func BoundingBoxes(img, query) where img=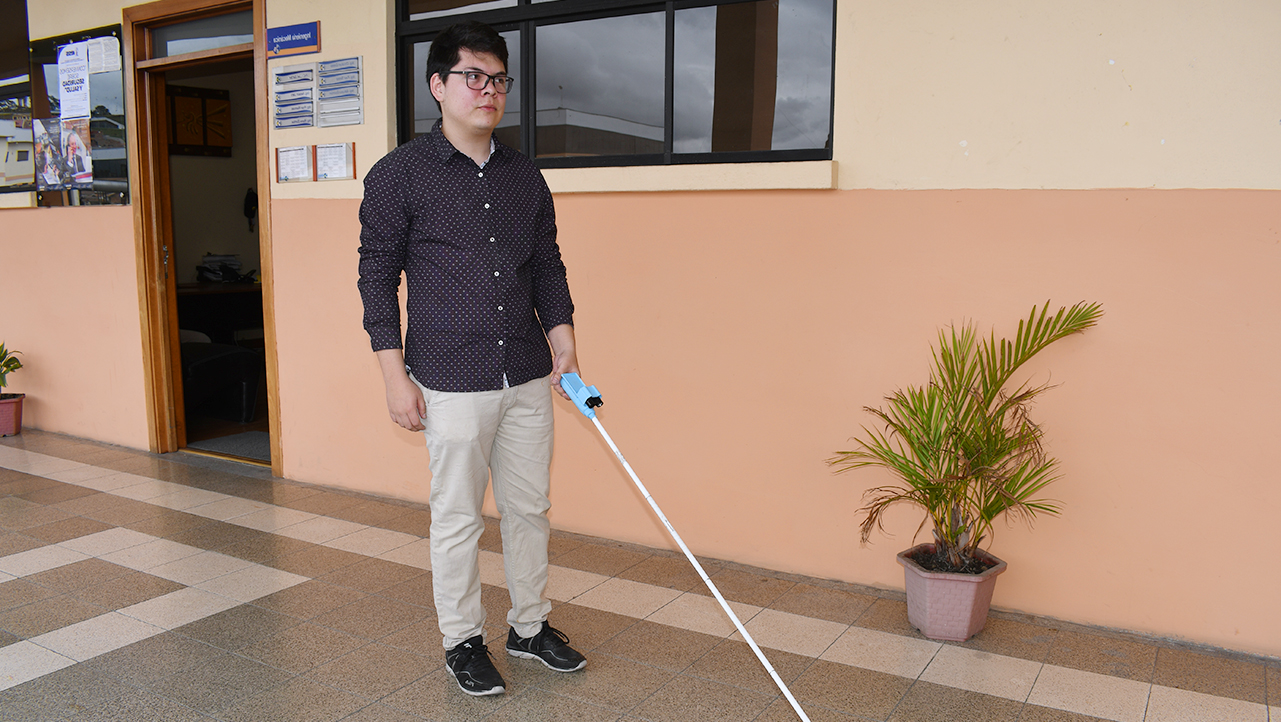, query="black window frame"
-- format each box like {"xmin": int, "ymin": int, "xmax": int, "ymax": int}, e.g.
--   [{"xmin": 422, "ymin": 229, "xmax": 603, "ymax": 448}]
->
[{"xmin": 396, "ymin": 0, "xmax": 837, "ymax": 169}]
